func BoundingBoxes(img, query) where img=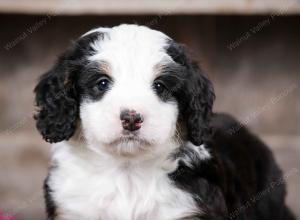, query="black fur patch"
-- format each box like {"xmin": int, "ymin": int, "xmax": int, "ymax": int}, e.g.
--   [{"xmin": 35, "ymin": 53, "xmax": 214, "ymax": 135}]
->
[
  {"xmin": 77, "ymin": 62, "xmax": 114, "ymax": 101},
  {"xmin": 34, "ymin": 32, "xmax": 102, "ymax": 143},
  {"xmin": 165, "ymin": 40, "xmax": 215, "ymax": 146},
  {"xmin": 170, "ymin": 113, "xmax": 295, "ymax": 219},
  {"xmin": 44, "ymin": 175, "xmax": 56, "ymax": 220},
  {"xmin": 152, "ymin": 63, "xmax": 185, "ymax": 102}
]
